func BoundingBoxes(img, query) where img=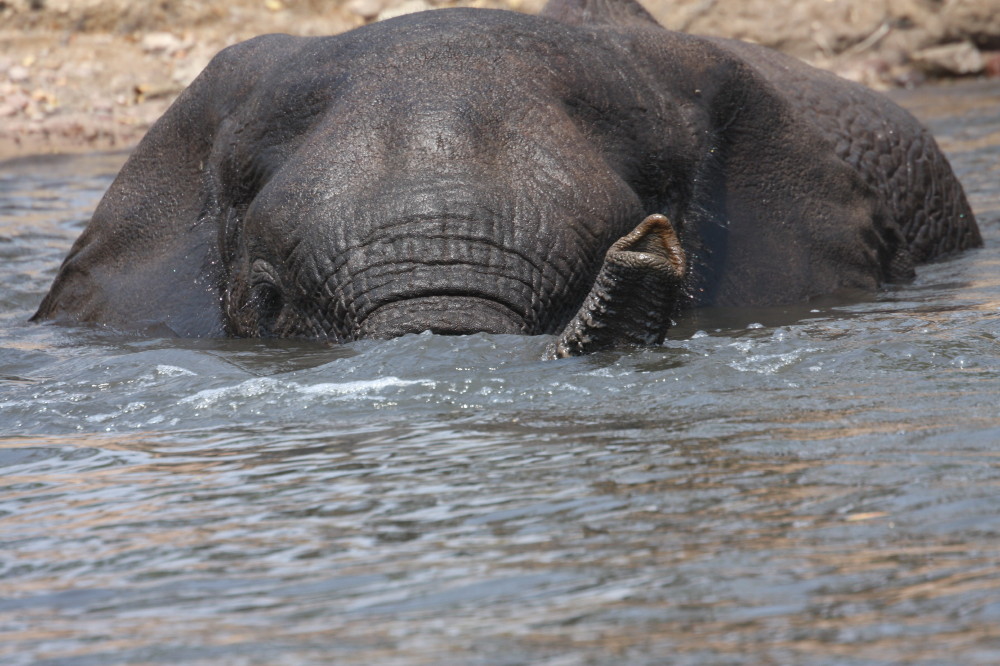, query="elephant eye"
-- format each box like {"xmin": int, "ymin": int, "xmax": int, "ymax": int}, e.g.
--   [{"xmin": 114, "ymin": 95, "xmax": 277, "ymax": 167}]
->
[{"xmin": 250, "ymin": 260, "xmax": 285, "ymax": 335}]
